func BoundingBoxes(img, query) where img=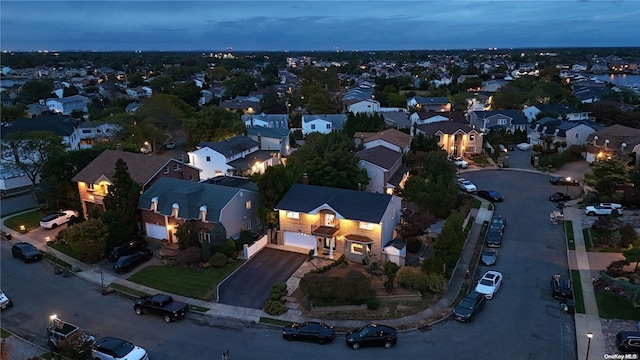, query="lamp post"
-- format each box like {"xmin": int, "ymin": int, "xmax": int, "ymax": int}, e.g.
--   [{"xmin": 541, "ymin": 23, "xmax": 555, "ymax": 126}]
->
[
  {"xmin": 94, "ymin": 265, "xmax": 105, "ymax": 295},
  {"xmin": 586, "ymin": 332, "xmax": 593, "ymax": 360},
  {"xmin": 565, "ymin": 177, "xmax": 571, "ymax": 196}
]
